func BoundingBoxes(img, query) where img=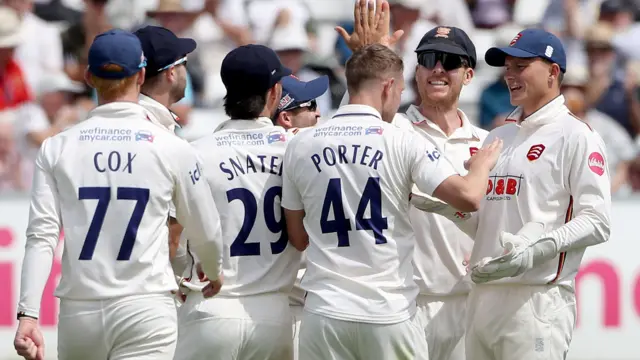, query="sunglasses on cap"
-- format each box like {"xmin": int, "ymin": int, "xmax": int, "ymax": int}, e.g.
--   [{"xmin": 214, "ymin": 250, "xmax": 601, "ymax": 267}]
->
[
  {"xmin": 418, "ymin": 52, "xmax": 469, "ymax": 71},
  {"xmin": 283, "ymin": 99, "xmax": 318, "ymax": 113},
  {"xmin": 158, "ymin": 56, "xmax": 188, "ymax": 72}
]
